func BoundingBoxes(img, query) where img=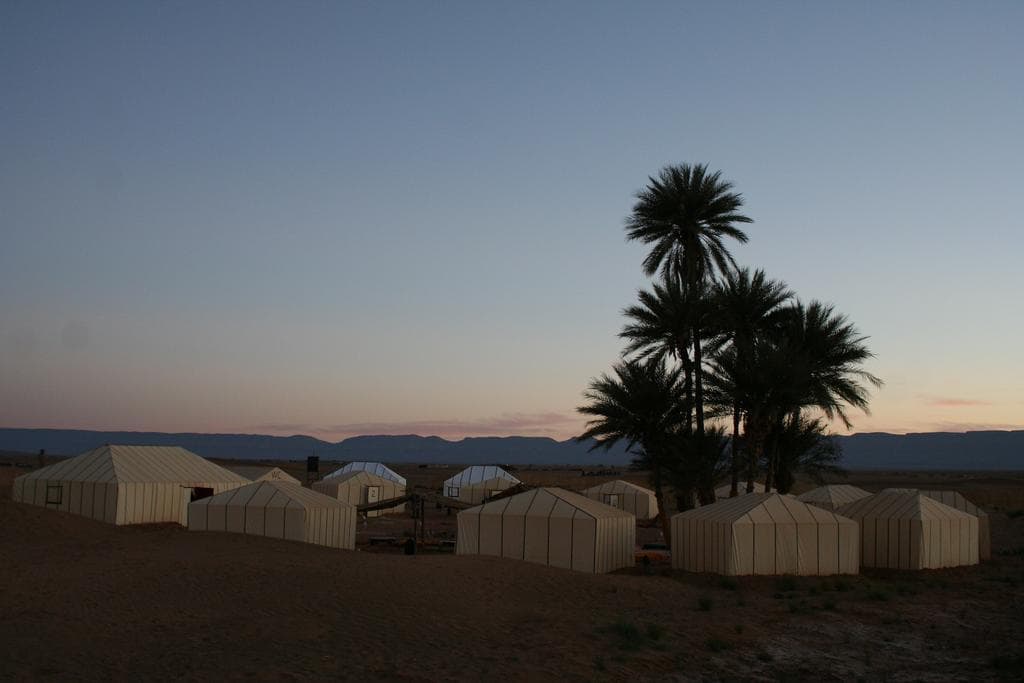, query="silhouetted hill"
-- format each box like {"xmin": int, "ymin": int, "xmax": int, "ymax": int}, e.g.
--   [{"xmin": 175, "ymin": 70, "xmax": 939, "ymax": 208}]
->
[{"xmin": 0, "ymin": 428, "xmax": 1020, "ymax": 469}]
